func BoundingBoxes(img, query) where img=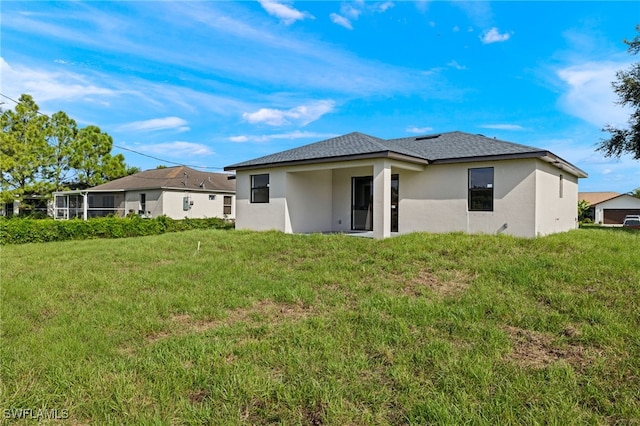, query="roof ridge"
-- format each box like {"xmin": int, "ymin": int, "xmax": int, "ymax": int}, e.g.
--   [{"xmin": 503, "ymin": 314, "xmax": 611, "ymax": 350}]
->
[{"xmin": 357, "ymin": 132, "xmax": 393, "ymax": 151}]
